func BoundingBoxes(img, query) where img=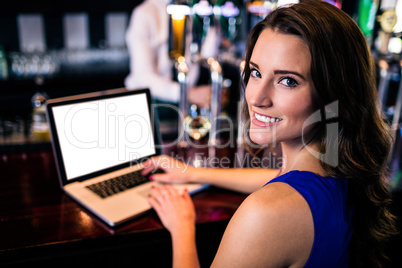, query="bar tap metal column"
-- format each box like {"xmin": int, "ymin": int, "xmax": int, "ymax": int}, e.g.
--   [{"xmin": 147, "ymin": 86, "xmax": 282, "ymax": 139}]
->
[
  {"xmin": 208, "ymin": 58, "xmax": 223, "ymax": 161},
  {"xmin": 184, "ymin": 0, "xmax": 214, "ymax": 145},
  {"xmin": 392, "ymin": 62, "xmax": 402, "ymax": 130},
  {"xmin": 377, "ymin": 59, "xmax": 391, "ymax": 111},
  {"xmin": 167, "ymin": 2, "xmax": 191, "ymax": 149},
  {"xmin": 235, "ymin": 60, "xmax": 245, "ymax": 167},
  {"xmin": 177, "ymin": 56, "xmax": 189, "ymax": 148}
]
